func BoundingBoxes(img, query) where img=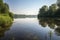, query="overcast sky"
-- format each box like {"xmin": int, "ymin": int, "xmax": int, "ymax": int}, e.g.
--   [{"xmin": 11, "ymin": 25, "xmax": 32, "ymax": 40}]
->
[{"xmin": 4, "ymin": 0, "xmax": 56, "ymax": 15}]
